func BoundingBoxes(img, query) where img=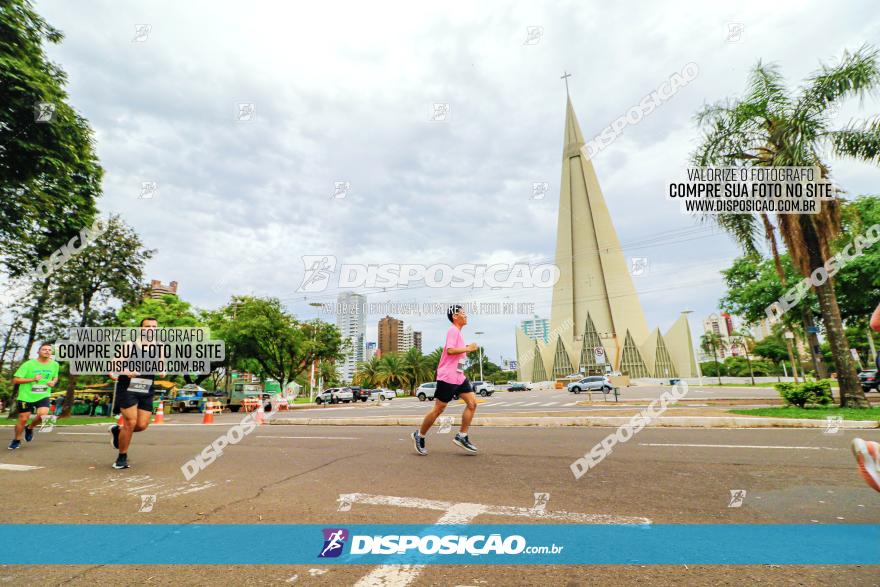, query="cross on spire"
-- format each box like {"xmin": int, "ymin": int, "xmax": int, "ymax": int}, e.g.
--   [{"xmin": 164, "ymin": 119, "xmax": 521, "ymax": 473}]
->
[{"xmin": 561, "ymin": 71, "xmax": 572, "ymax": 95}]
